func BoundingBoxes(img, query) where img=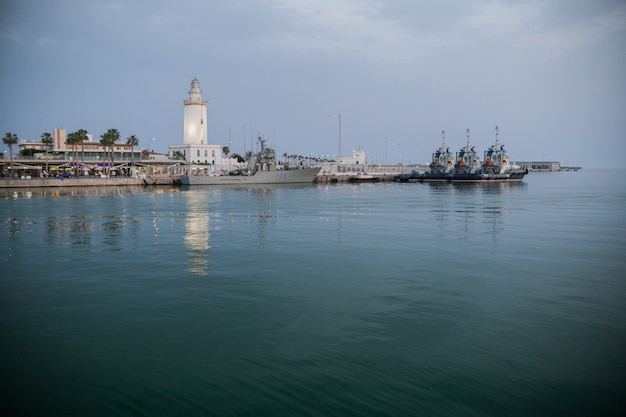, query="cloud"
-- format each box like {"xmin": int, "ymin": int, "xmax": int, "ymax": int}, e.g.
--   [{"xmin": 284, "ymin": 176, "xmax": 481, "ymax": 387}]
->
[
  {"xmin": 521, "ymin": 2, "xmax": 626, "ymax": 51},
  {"xmin": 259, "ymin": 0, "xmax": 422, "ymax": 64},
  {"xmin": 461, "ymin": 0, "xmax": 626, "ymax": 52},
  {"xmin": 463, "ymin": 1, "xmax": 544, "ymax": 37},
  {"xmin": 0, "ymin": 27, "xmax": 20, "ymax": 43}
]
